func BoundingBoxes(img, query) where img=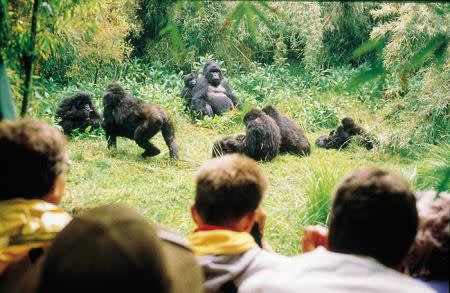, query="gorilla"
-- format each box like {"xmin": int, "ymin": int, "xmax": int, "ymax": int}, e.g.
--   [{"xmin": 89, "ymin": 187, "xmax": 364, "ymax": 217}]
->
[
  {"xmin": 102, "ymin": 83, "xmax": 179, "ymax": 159},
  {"xmin": 262, "ymin": 105, "xmax": 311, "ymax": 156},
  {"xmin": 315, "ymin": 117, "xmax": 375, "ymax": 150},
  {"xmin": 180, "ymin": 73, "xmax": 197, "ymax": 110},
  {"xmin": 212, "ymin": 108, "xmax": 281, "ymax": 161},
  {"xmin": 190, "ymin": 60, "xmax": 239, "ymax": 118},
  {"xmin": 56, "ymin": 92, "xmax": 101, "ymax": 136}
]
